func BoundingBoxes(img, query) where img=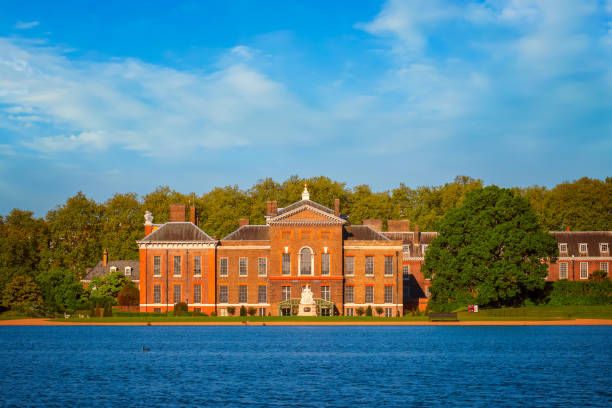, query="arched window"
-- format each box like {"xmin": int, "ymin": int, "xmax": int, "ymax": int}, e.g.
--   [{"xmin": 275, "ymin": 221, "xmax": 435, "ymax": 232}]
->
[{"xmin": 299, "ymin": 247, "xmax": 313, "ymax": 275}]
